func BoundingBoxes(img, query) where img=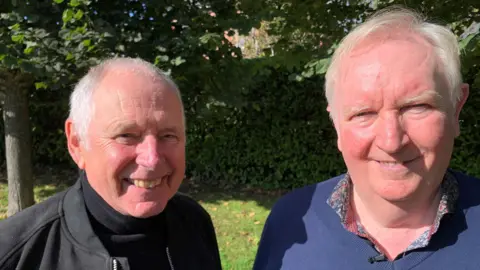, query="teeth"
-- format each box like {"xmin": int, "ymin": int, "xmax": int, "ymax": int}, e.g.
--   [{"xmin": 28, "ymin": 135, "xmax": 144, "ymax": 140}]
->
[
  {"xmin": 131, "ymin": 178, "xmax": 164, "ymax": 189},
  {"xmin": 379, "ymin": 161, "xmax": 401, "ymax": 167}
]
